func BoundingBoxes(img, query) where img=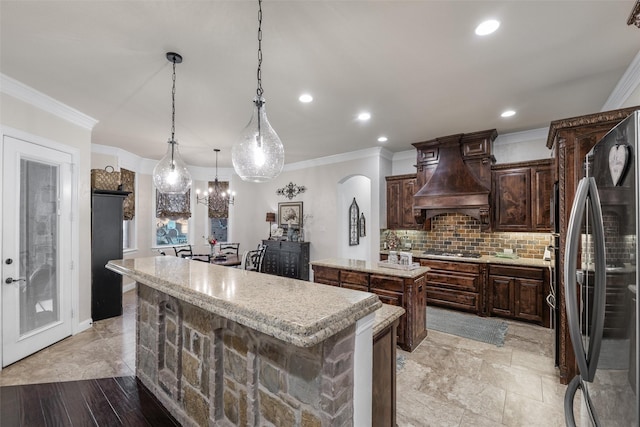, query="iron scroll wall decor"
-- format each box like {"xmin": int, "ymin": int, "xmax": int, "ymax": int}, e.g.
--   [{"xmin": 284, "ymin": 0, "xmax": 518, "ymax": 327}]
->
[
  {"xmin": 276, "ymin": 182, "xmax": 306, "ymax": 199},
  {"xmin": 349, "ymin": 198, "xmax": 359, "ymax": 246}
]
